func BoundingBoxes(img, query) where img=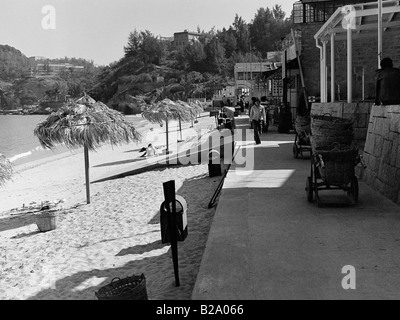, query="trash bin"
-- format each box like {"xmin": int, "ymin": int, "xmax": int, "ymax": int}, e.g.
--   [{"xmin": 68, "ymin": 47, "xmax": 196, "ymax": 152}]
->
[
  {"xmin": 208, "ymin": 150, "xmax": 222, "ymax": 177},
  {"xmin": 160, "ymin": 195, "xmax": 188, "ymax": 243}
]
